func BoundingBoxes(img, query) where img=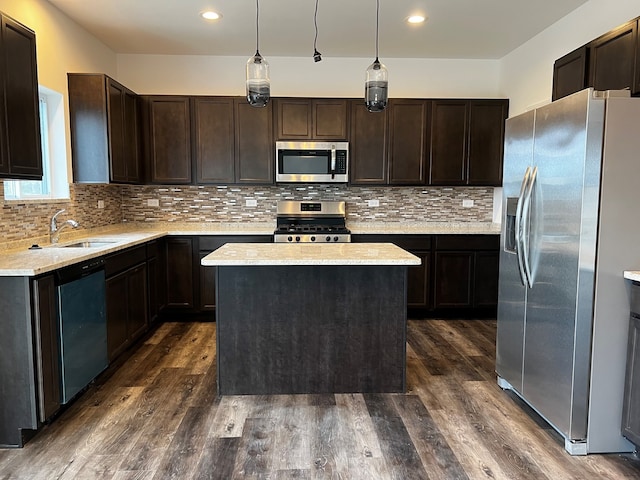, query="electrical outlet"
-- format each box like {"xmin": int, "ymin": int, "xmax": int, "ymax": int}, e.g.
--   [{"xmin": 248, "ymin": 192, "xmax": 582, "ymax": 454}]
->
[
  {"xmin": 147, "ymin": 199, "xmax": 160, "ymax": 207},
  {"xmin": 97, "ymin": 200, "xmax": 105, "ymax": 209},
  {"xmin": 462, "ymin": 199, "xmax": 474, "ymax": 208},
  {"xmin": 246, "ymin": 199, "xmax": 258, "ymax": 207},
  {"xmin": 368, "ymin": 199, "xmax": 380, "ymax": 207}
]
